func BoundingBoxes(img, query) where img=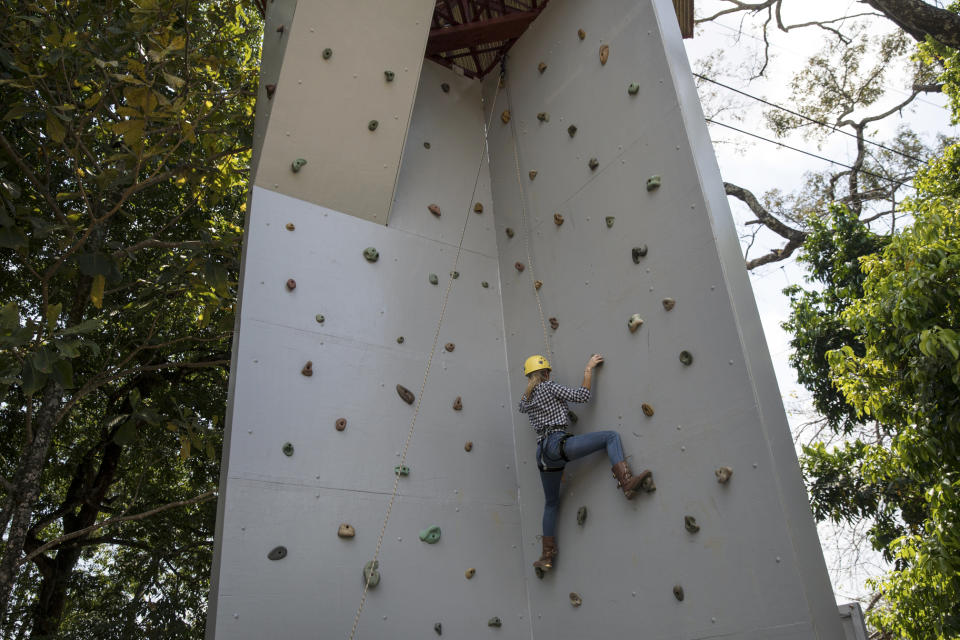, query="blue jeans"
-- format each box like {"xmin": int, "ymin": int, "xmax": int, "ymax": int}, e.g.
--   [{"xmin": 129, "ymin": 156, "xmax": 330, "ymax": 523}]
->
[{"xmin": 537, "ymin": 430, "xmax": 626, "ymax": 538}]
